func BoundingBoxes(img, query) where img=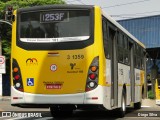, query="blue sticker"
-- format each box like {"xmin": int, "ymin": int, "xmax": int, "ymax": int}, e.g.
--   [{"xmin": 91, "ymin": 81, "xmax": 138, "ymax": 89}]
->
[{"xmin": 27, "ymin": 78, "xmax": 34, "ymax": 86}]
